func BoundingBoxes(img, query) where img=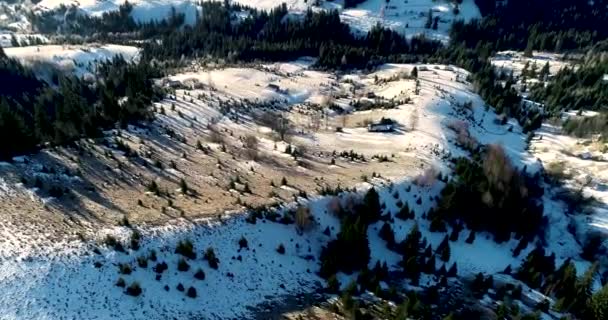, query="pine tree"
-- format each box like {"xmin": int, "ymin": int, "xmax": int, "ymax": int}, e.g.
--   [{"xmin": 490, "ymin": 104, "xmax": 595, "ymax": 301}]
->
[
  {"xmin": 425, "ymin": 10, "xmax": 433, "ymax": 29},
  {"xmin": 440, "ymin": 242, "xmax": 451, "ymax": 262},
  {"xmin": 362, "ymin": 187, "xmax": 381, "ymax": 223},
  {"xmin": 410, "ymin": 67, "xmax": 418, "ymax": 78}
]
